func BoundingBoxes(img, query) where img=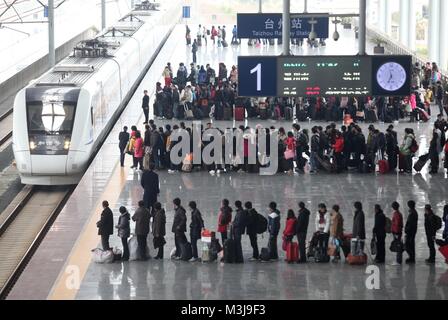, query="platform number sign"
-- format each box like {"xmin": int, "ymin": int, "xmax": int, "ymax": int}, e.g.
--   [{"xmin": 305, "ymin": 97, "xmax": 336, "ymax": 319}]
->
[{"xmin": 238, "ymin": 56, "xmax": 277, "ymax": 97}]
